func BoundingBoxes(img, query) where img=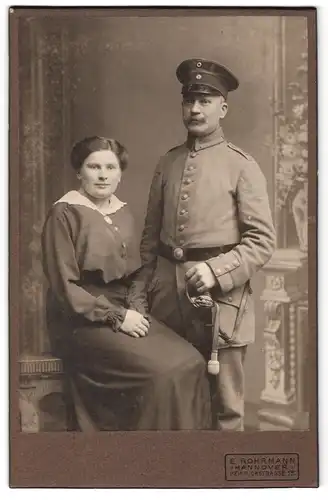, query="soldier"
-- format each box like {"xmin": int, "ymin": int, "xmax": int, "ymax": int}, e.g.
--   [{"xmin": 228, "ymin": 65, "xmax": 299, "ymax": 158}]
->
[{"xmin": 140, "ymin": 58, "xmax": 276, "ymax": 431}]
